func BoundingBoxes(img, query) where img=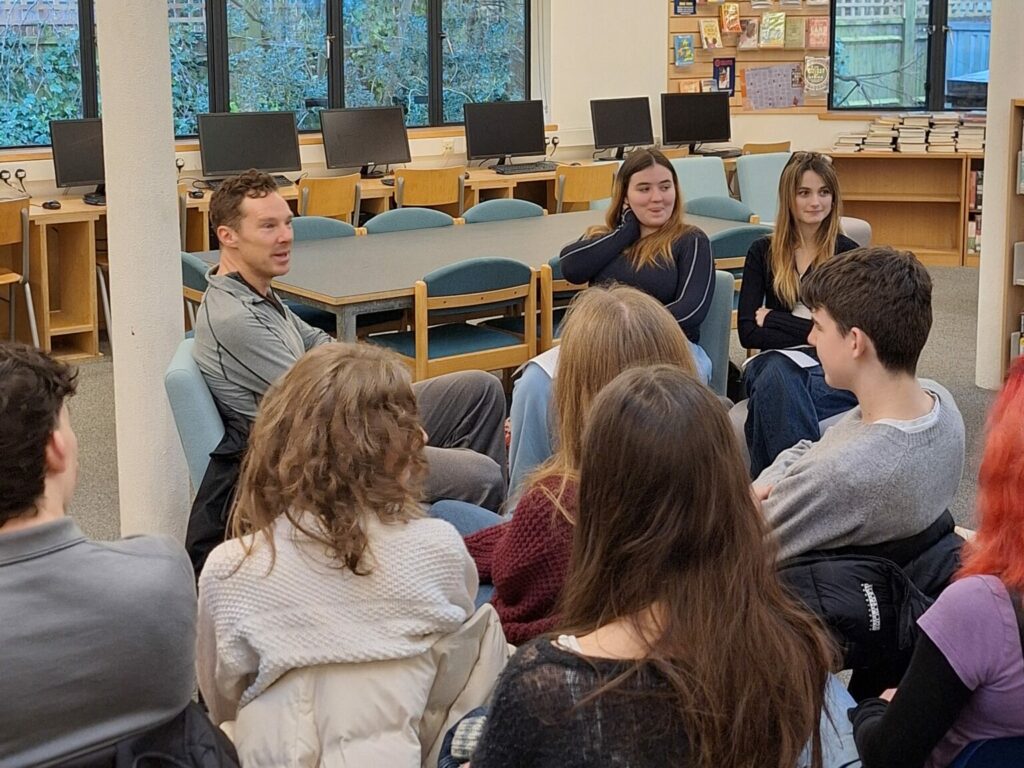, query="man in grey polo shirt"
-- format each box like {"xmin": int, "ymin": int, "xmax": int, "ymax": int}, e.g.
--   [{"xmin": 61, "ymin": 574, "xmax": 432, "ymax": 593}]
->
[
  {"xmin": 0, "ymin": 343, "xmax": 197, "ymax": 767},
  {"xmin": 187, "ymin": 171, "xmax": 506, "ymax": 576}
]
